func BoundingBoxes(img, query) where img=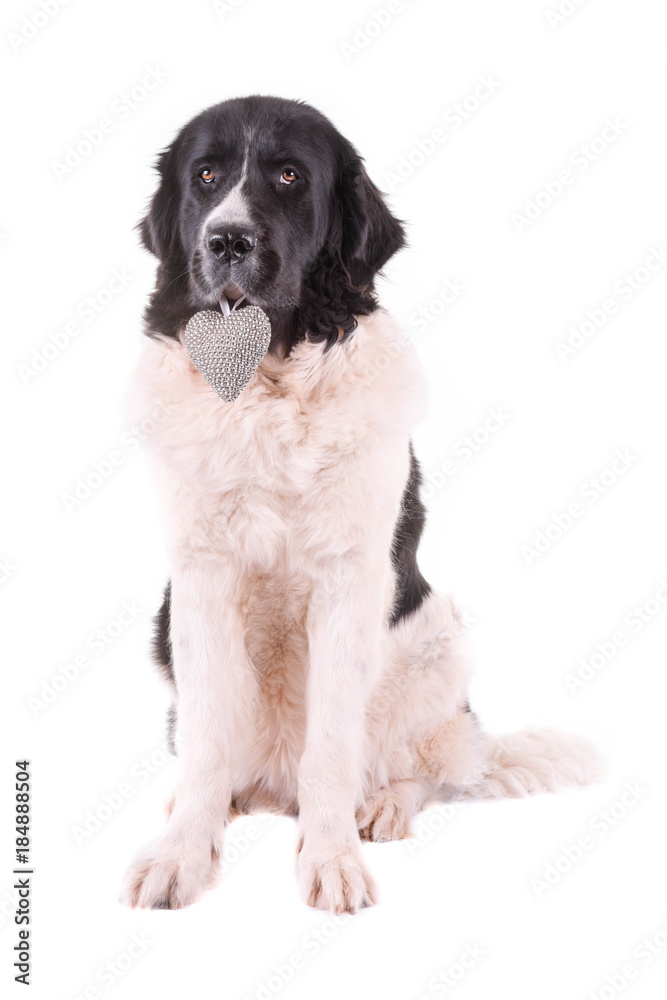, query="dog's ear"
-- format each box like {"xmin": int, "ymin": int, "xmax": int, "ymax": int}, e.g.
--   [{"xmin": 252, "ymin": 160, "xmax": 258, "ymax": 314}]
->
[
  {"xmin": 138, "ymin": 144, "xmax": 181, "ymax": 260},
  {"xmin": 300, "ymin": 157, "xmax": 405, "ymax": 349},
  {"xmin": 336, "ymin": 157, "xmax": 406, "ymax": 289}
]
